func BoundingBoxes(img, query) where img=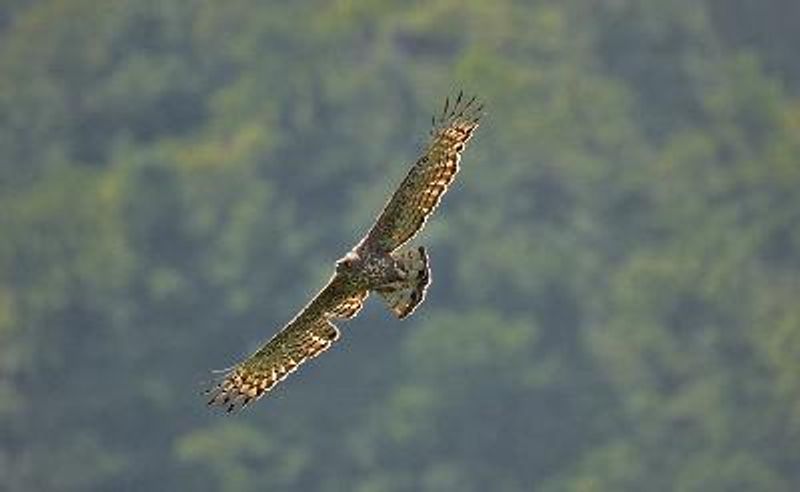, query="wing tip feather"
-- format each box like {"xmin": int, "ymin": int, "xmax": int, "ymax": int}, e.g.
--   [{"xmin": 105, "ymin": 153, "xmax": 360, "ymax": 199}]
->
[{"xmin": 431, "ymin": 91, "xmax": 484, "ymax": 135}]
